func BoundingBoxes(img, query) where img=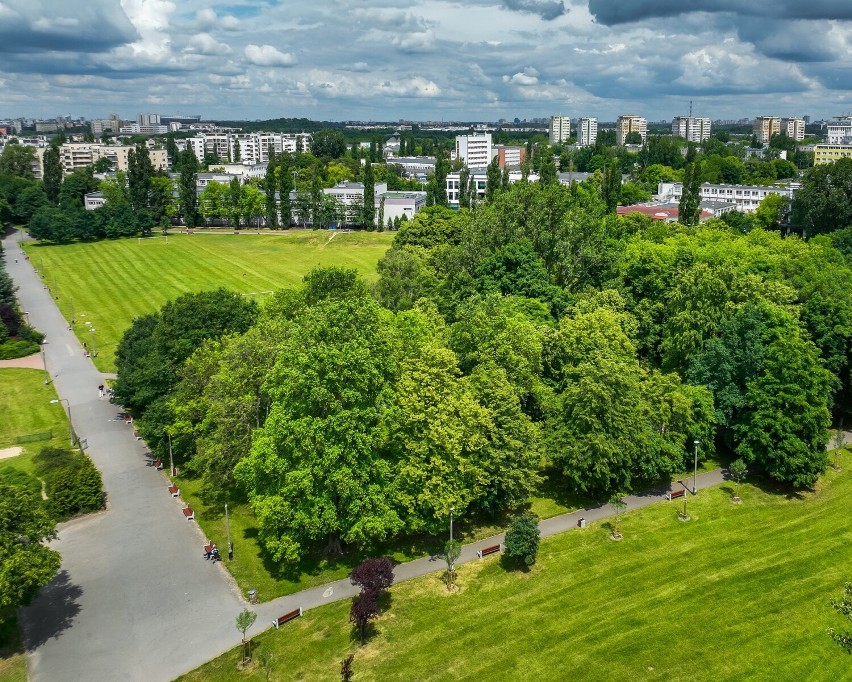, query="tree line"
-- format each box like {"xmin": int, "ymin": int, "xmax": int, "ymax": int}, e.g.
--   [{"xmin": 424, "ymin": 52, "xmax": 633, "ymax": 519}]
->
[{"xmin": 114, "ymin": 169, "xmax": 852, "ymax": 568}]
